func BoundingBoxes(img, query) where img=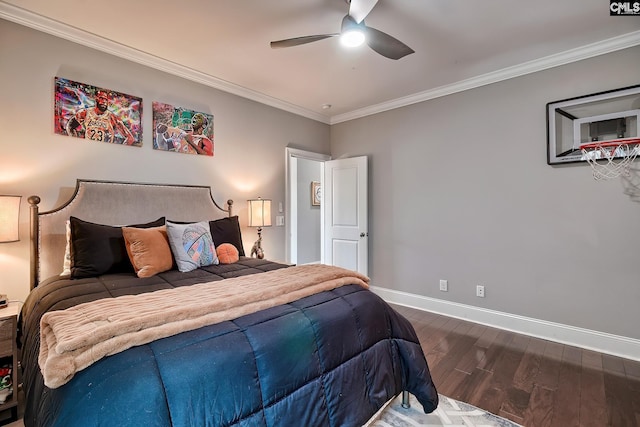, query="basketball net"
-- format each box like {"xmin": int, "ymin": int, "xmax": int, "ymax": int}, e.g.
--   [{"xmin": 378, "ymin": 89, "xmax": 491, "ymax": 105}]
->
[{"xmin": 579, "ymin": 138, "xmax": 640, "ymax": 181}]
